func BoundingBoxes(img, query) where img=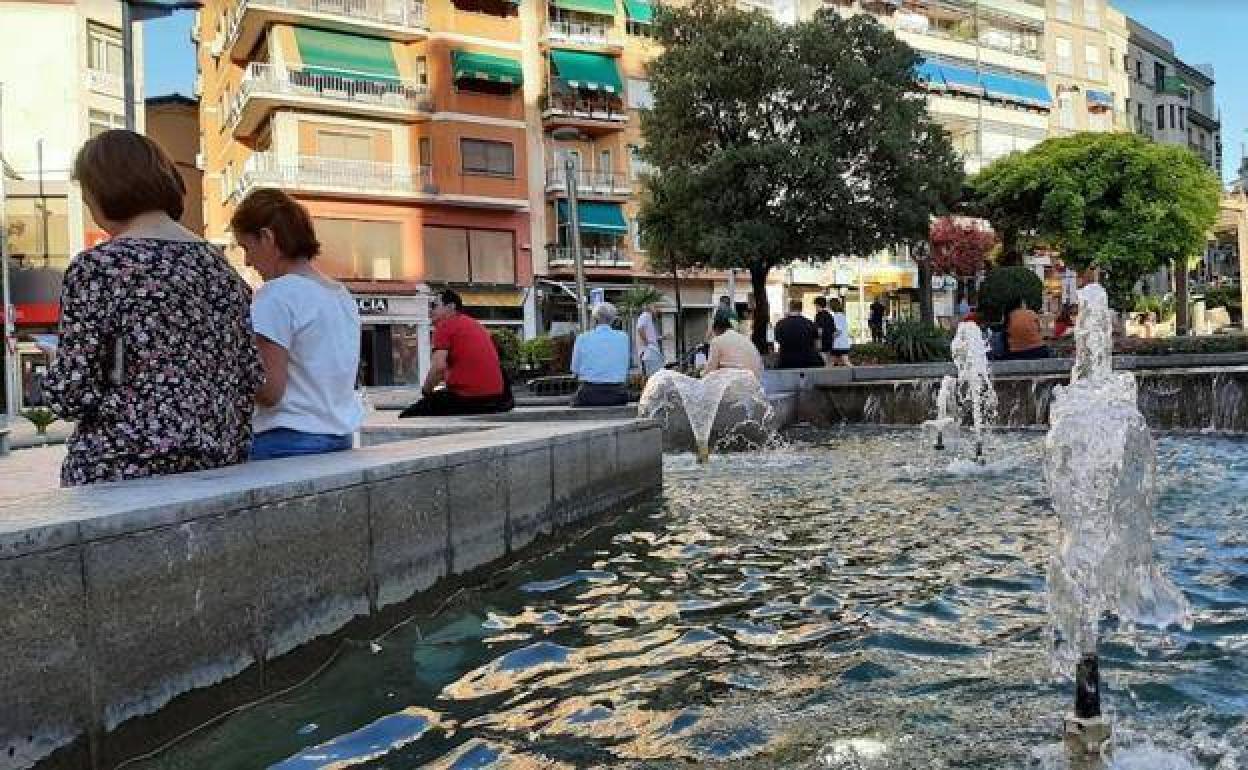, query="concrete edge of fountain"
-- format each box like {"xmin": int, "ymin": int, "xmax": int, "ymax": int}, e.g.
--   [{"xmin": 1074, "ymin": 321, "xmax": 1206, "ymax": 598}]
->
[{"xmin": 0, "ymin": 417, "xmax": 663, "ymax": 770}]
